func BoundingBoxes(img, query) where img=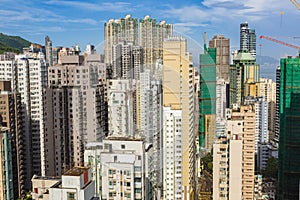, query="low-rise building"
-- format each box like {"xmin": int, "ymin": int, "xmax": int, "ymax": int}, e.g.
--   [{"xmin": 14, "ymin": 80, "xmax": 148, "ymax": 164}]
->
[
  {"xmin": 49, "ymin": 167, "xmax": 95, "ymax": 200},
  {"xmin": 84, "ymin": 137, "xmax": 146, "ymax": 200}
]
